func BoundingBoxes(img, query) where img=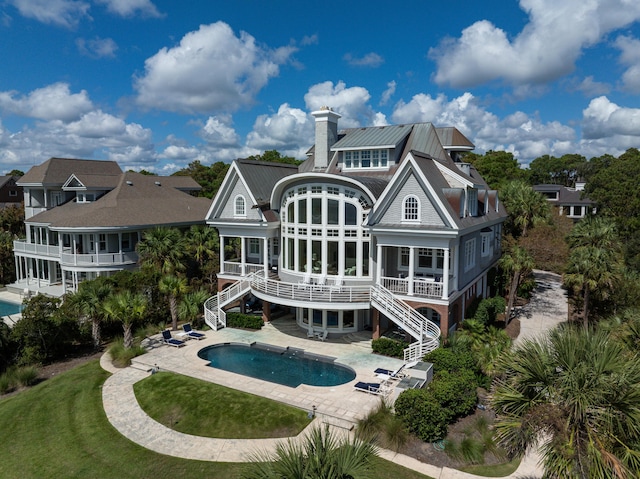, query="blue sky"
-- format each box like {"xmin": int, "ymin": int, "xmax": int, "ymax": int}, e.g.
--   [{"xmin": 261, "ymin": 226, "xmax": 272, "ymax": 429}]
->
[{"xmin": 1, "ymin": 0, "xmax": 640, "ymax": 175}]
